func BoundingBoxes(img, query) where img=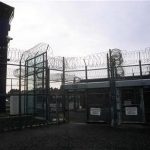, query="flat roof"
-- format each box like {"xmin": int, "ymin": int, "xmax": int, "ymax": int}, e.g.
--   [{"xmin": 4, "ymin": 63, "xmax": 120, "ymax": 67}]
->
[{"xmin": 64, "ymin": 78, "xmax": 150, "ymax": 90}]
